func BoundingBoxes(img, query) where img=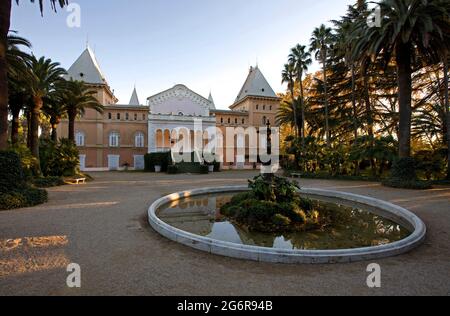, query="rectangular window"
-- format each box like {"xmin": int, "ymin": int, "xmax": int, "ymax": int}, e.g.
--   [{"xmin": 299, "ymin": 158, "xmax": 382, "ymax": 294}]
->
[
  {"xmin": 117, "ymin": 113, "xmax": 121, "ymax": 120},
  {"xmin": 109, "ymin": 133, "xmax": 120, "ymax": 147},
  {"xmin": 135, "ymin": 133, "xmax": 145, "ymax": 148}
]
